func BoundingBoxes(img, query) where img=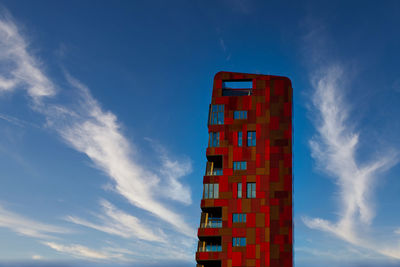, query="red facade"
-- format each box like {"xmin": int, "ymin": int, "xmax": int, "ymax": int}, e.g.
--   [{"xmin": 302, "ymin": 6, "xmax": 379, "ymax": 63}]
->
[{"xmin": 196, "ymin": 72, "xmax": 292, "ymax": 267}]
